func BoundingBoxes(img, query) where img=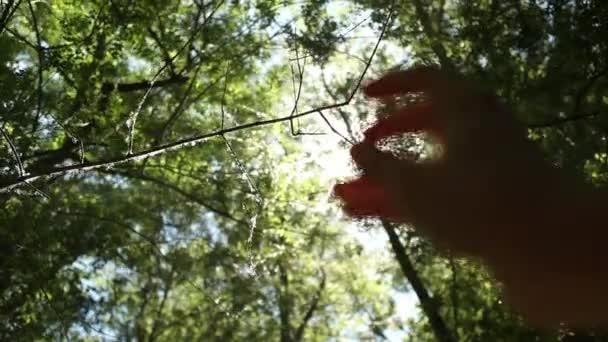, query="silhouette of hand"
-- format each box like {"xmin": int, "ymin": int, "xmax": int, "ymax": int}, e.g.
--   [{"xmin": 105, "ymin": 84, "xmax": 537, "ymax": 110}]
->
[
  {"xmin": 335, "ymin": 66, "xmax": 565, "ymax": 258},
  {"xmin": 335, "ymin": 66, "xmax": 608, "ymax": 327}
]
